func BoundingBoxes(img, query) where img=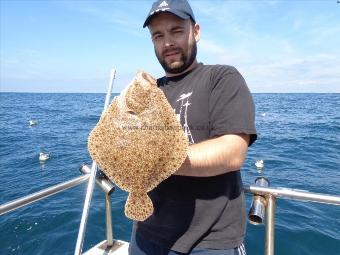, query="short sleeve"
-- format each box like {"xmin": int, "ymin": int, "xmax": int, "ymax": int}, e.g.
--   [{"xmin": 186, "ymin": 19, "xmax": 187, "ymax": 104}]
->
[{"xmin": 209, "ymin": 66, "xmax": 257, "ymax": 146}]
